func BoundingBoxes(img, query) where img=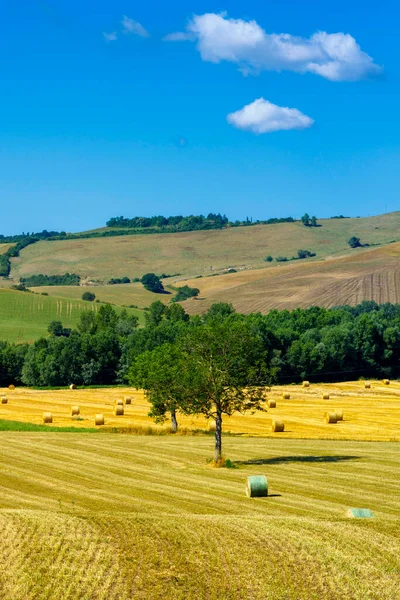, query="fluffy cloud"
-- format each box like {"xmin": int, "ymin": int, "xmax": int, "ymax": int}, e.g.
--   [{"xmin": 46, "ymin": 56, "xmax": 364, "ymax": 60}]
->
[
  {"xmin": 227, "ymin": 98, "xmax": 314, "ymax": 134},
  {"xmin": 168, "ymin": 13, "xmax": 381, "ymax": 82},
  {"xmin": 103, "ymin": 31, "xmax": 118, "ymax": 43},
  {"xmin": 121, "ymin": 15, "xmax": 149, "ymax": 38}
]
